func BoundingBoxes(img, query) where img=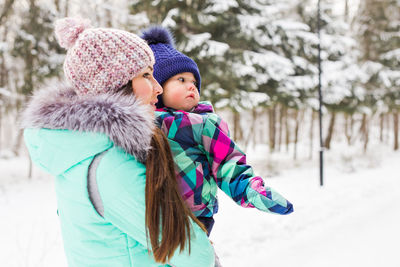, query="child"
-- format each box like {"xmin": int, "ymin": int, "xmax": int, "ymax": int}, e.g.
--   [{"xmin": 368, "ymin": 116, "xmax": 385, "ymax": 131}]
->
[{"xmin": 141, "ymin": 27, "xmax": 293, "ymax": 236}]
